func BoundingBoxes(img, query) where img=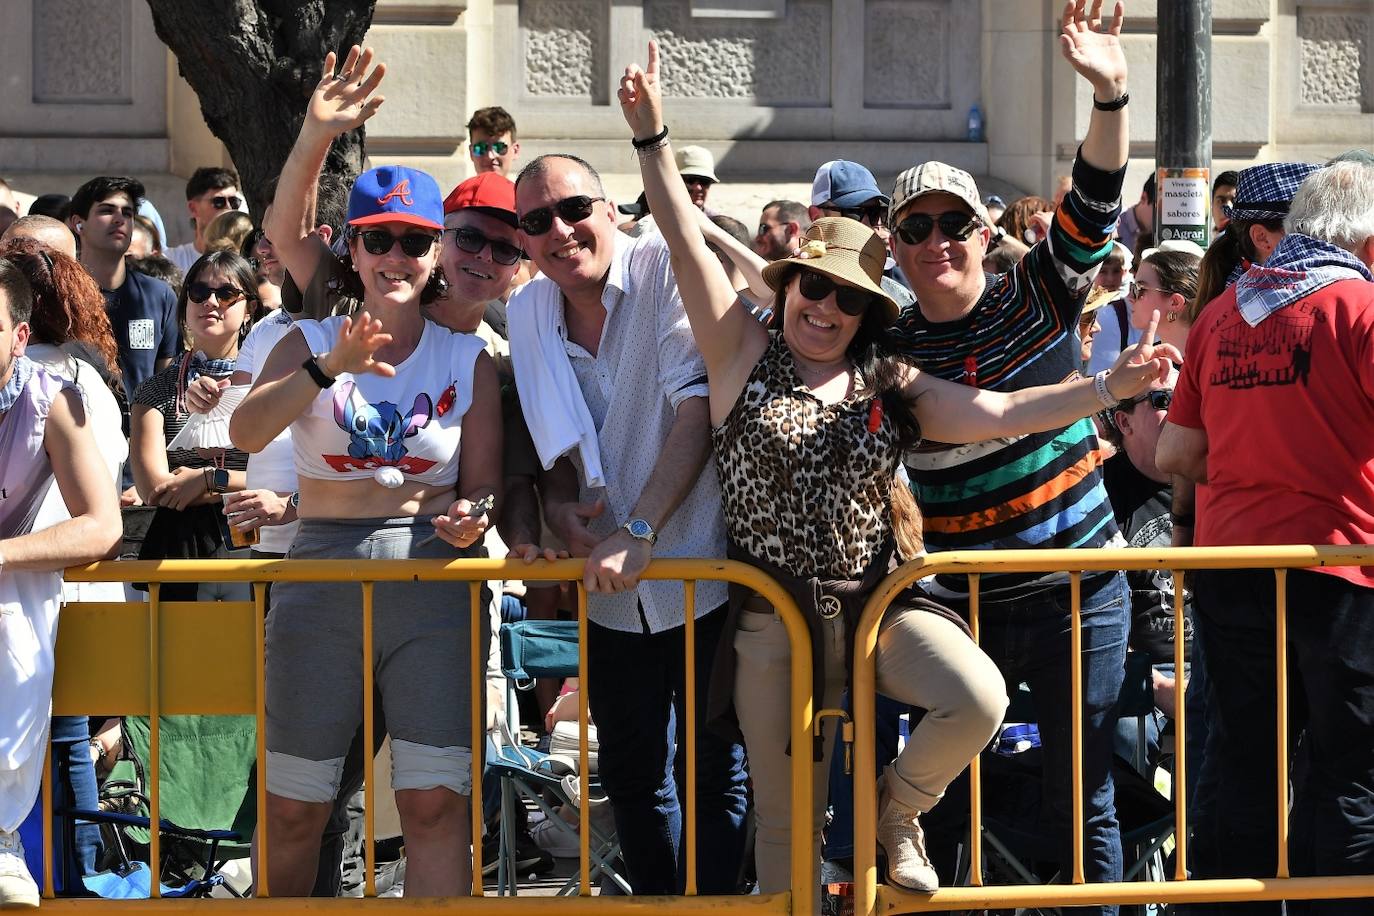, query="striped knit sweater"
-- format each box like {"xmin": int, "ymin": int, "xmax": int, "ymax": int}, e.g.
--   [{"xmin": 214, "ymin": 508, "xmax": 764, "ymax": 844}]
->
[{"xmin": 889, "ymin": 150, "xmax": 1127, "ymax": 607}]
